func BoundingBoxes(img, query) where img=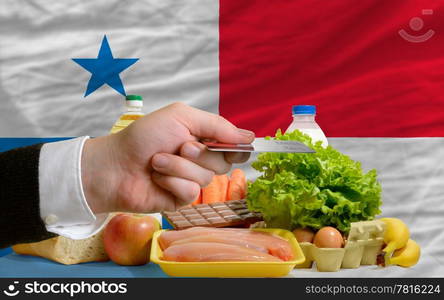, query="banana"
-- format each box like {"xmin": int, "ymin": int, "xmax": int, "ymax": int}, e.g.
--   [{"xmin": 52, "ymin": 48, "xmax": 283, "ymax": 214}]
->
[
  {"xmin": 389, "ymin": 239, "xmax": 420, "ymax": 267},
  {"xmin": 380, "ymin": 218, "xmax": 410, "ymax": 265}
]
